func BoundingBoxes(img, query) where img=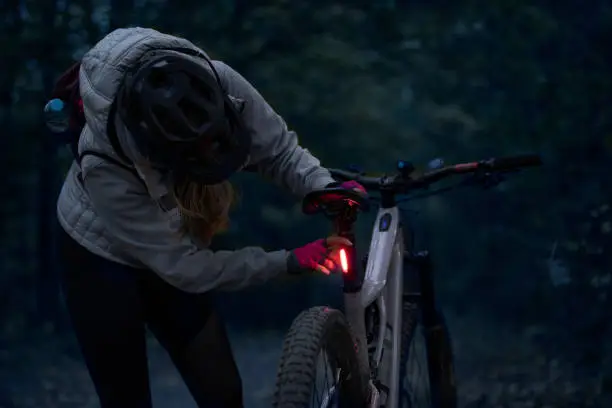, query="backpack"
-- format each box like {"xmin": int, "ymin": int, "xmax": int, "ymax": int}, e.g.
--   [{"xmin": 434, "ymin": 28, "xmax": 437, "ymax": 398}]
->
[
  {"xmin": 44, "ymin": 62, "xmax": 135, "ymax": 174},
  {"xmin": 46, "ymin": 53, "xmax": 255, "ymax": 183}
]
